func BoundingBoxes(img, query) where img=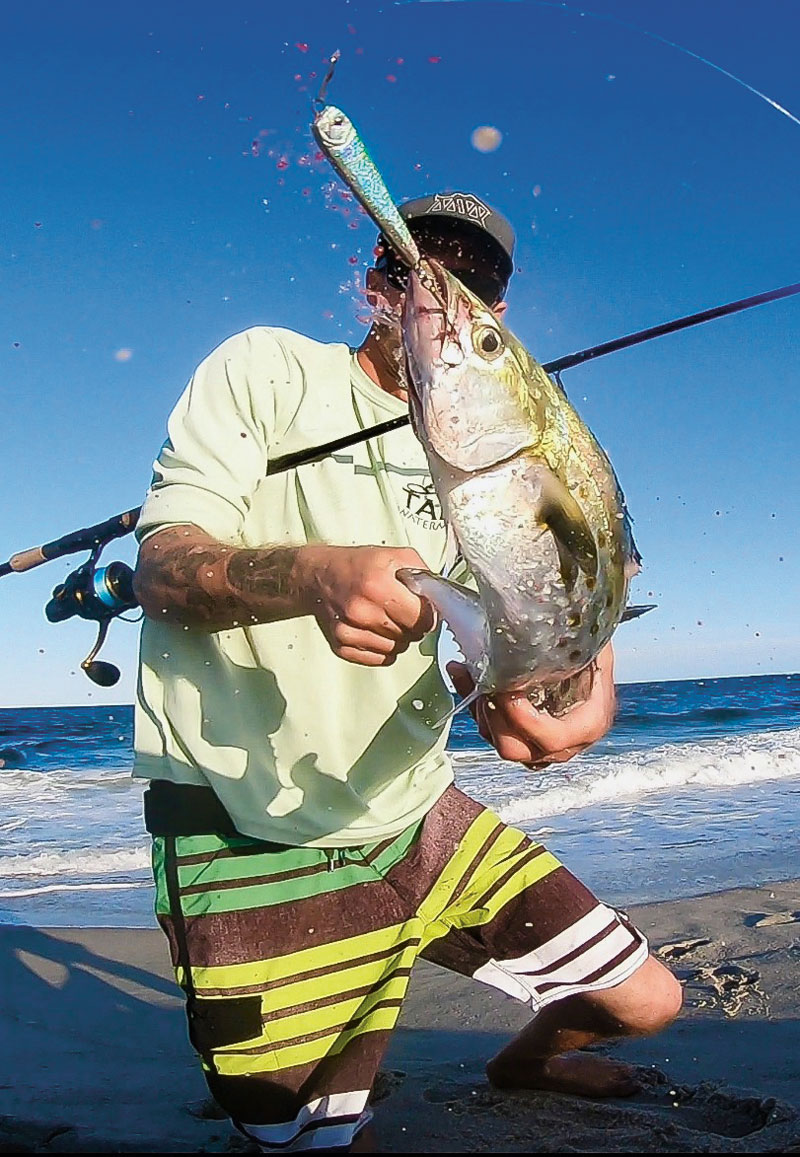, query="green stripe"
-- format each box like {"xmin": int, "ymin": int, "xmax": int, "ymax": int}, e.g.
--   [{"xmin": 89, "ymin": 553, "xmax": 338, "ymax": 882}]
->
[
  {"xmin": 178, "ymin": 859, "xmax": 378, "ymax": 917},
  {"xmin": 176, "ymin": 843, "xmax": 326, "ymax": 891},
  {"xmin": 152, "ymin": 838, "xmax": 170, "ymax": 916},
  {"xmin": 152, "ymin": 819, "xmax": 425, "ymax": 918},
  {"xmin": 367, "ymin": 819, "xmax": 421, "ymax": 876}
]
